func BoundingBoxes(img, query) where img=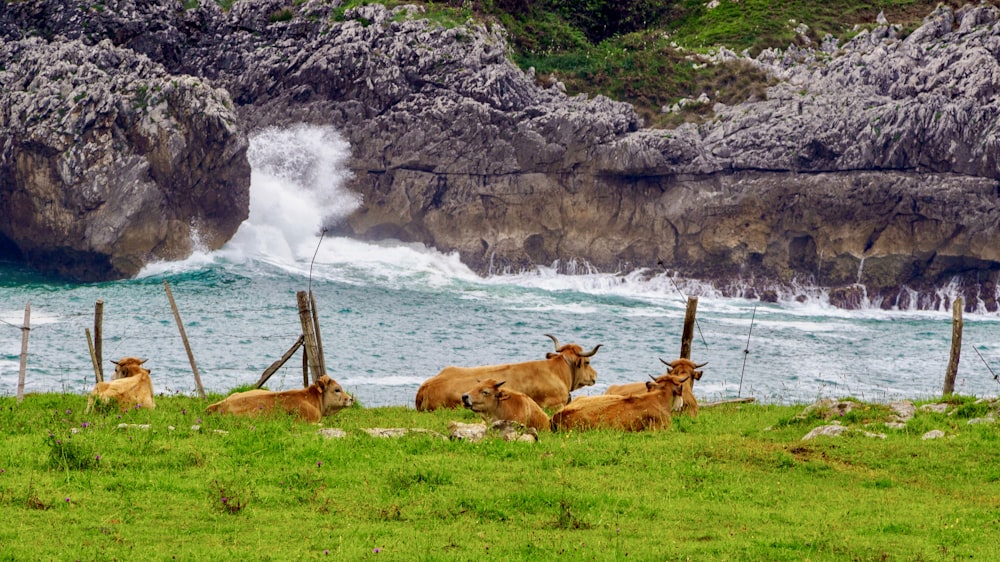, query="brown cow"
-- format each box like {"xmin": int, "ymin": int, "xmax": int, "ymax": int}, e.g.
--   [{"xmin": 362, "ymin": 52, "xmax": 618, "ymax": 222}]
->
[
  {"xmin": 86, "ymin": 357, "xmax": 156, "ymax": 413},
  {"xmin": 605, "ymin": 358, "xmax": 705, "ymax": 417},
  {"xmin": 415, "ymin": 334, "xmax": 602, "ymax": 411},
  {"xmin": 205, "ymin": 375, "xmax": 353, "ymax": 422},
  {"xmin": 550, "ymin": 374, "xmax": 689, "ymax": 432},
  {"xmin": 461, "ymin": 379, "xmax": 550, "ymax": 431}
]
